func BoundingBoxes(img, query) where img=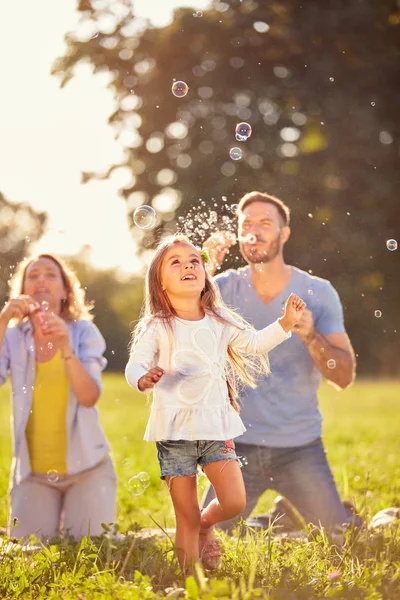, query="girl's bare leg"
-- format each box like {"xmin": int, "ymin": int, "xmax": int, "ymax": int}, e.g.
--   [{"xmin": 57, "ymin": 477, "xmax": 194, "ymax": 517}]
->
[
  {"xmin": 166, "ymin": 474, "xmax": 201, "ymax": 573},
  {"xmin": 200, "ymin": 459, "xmax": 246, "ymax": 546}
]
